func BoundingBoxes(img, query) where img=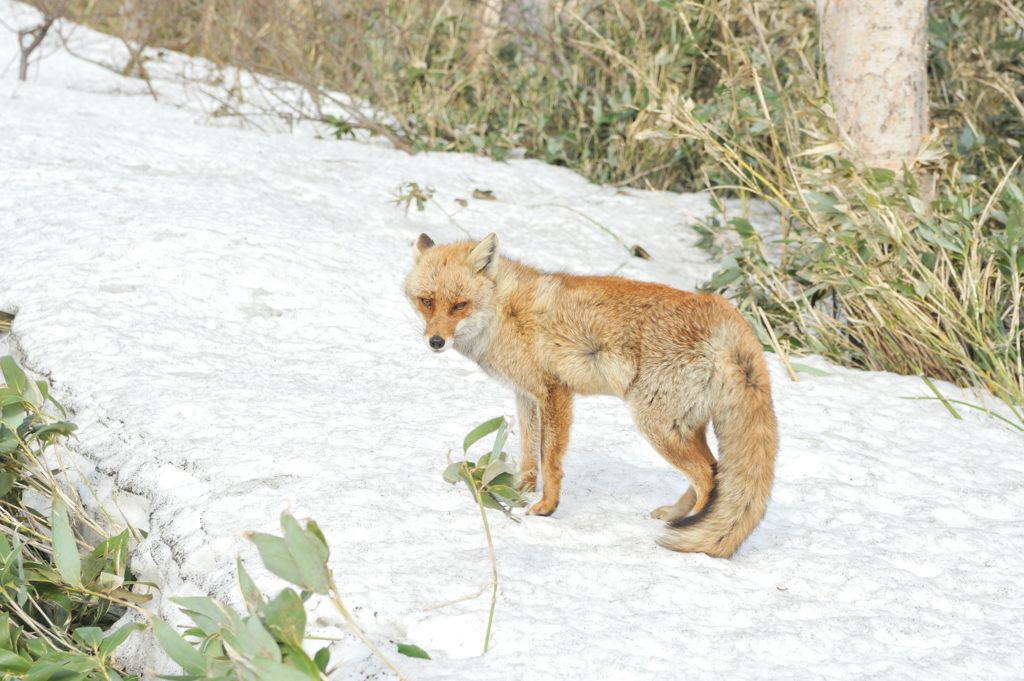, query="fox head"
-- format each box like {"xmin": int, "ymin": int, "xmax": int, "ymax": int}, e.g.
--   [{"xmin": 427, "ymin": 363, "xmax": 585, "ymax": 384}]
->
[{"xmin": 404, "ymin": 233, "xmax": 500, "ymax": 354}]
